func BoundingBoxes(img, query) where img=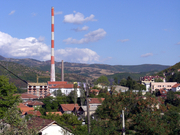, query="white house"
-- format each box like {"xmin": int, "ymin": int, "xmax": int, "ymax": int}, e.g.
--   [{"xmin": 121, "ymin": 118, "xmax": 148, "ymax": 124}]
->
[
  {"xmin": 27, "ymin": 117, "xmax": 73, "ymax": 135},
  {"xmin": 172, "ymin": 84, "xmax": 180, "ymax": 92}
]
